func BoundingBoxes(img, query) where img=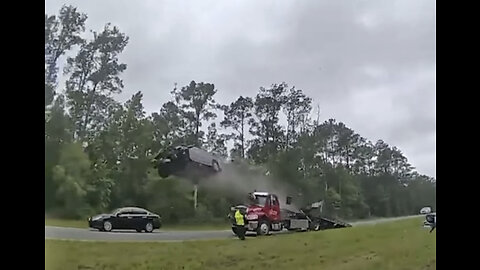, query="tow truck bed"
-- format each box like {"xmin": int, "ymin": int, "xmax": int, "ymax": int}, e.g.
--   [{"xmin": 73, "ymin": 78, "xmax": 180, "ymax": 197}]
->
[{"xmin": 315, "ymin": 217, "xmax": 352, "ymax": 229}]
